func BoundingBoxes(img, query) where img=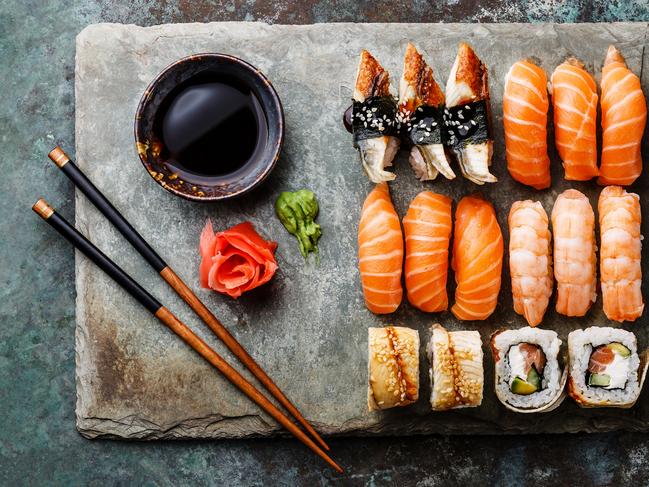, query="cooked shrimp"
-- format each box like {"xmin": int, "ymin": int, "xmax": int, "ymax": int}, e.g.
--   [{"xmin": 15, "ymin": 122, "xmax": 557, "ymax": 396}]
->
[
  {"xmin": 551, "ymin": 189, "xmax": 597, "ymax": 316},
  {"xmin": 598, "ymin": 185, "xmax": 643, "ymax": 322},
  {"xmin": 508, "ymin": 201, "xmax": 553, "ymax": 326}
]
